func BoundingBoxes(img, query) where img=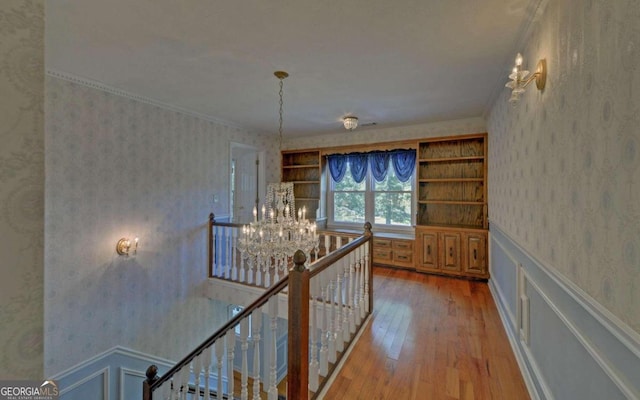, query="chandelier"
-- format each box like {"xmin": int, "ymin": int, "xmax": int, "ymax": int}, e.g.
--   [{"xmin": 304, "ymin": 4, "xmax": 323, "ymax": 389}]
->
[
  {"xmin": 343, "ymin": 116, "xmax": 358, "ymax": 131},
  {"xmin": 237, "ymin": 71, "xmax": 319, "ymax": 271}
]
